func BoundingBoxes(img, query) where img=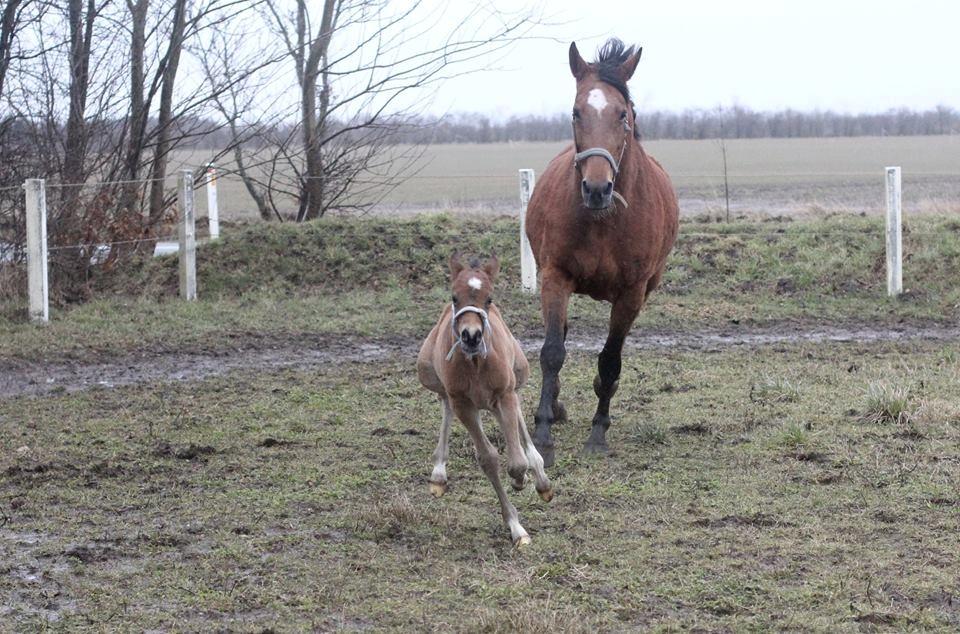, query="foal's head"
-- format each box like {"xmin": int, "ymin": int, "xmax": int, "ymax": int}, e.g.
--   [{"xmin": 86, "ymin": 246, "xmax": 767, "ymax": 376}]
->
[
  {"xmin": 569, "ymin": 38, "xmax": 642, "ymax": 210},
  {"xmin": 449, "ymin": 252, "xmax": 499, "ymax": 357}
]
